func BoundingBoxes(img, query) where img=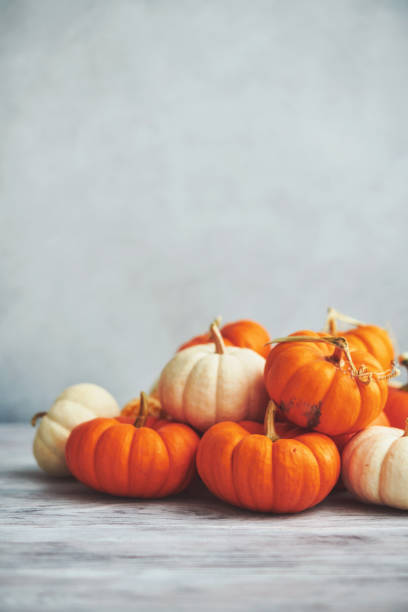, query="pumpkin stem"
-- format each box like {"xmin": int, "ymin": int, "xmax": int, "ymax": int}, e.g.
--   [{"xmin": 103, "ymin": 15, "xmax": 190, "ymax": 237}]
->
[
  {"xmin": 365, "ymin": 362, "xmax": 400, "ymax": 382},
  {"xmin": 326, "ymin": 307, "xmax": 338, "ymax": 335},
  {"xmin": 211, "ymin": 315, "xmax": 222, "ymax": 330},
  {"xmin": 330, "ymin": 346, "xmax": 344, "ymax": 365},
  {"xmin": 325, "ymin": 307, "xmax": 366, "ymax": 334},
  {"xmin": 404, "ymin": 418, "xmax": 408, "ymax": 437},
  {"xmin": 264, "ymin": 400, "xmax": 280, "ymax": 442},
  {"xmin": 31, "ymin": 412, "xmax": 47, "ymax": 427},
  {"xmin": 134, "ymin": 392, "xmax": 149, "ymax": 428},
  {"xmin": 268, "ymin": 335, "xmax": 358, "ymax": 375},
  {"xmin": 210, "ymin": 322, "xmax": 226, "ymax": 355}
]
